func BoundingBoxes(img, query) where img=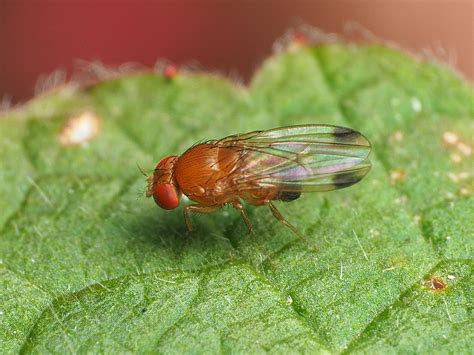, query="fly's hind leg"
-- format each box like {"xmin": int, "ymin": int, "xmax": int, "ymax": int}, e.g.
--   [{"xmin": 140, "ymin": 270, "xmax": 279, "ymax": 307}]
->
[
  {"xmin": 268, "ymin": 201, "xmax": 319, "ymax": 252},
  {"xmin": 183, "ymin": 204, "xmax": 222, "ymax": 232},
  {"xmin": 232, "ymin": 200, "xmax": 255, "ymax": 235},
  {"xmin": 232, "ymin": 200, "xmax": 276, "ymax": 268}
]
